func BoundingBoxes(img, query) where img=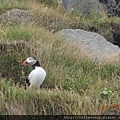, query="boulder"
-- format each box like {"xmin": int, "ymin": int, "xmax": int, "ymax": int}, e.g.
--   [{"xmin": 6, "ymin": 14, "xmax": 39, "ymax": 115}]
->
[
  {"xmin": 62, "ymin": 0, "xmax": 120, "ymax": 17},
  {"xmin": 58, "ymin": 29, "xmax": 120, "ymax": 62},
  {"xmin": 0, "ymin": 9, "xmax": 35, "ymax": 25},
  {"xmin": 62, "ymin": 0, "xmax": 102, "ymax": 15}
]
